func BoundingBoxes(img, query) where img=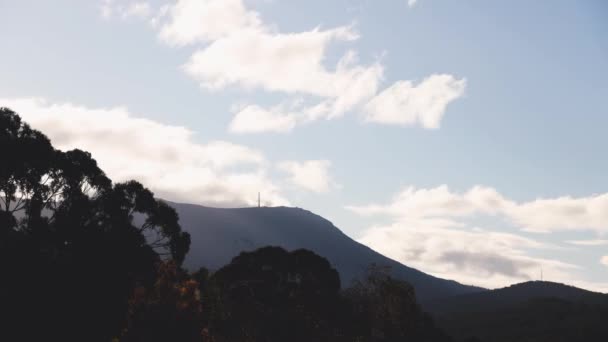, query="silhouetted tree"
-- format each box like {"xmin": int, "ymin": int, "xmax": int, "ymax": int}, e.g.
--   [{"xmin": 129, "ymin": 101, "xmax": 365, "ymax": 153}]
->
[
  {"xmin": 207, "ymin": 246, "xmax": 342, "ymax": 341},
  {"xmin": 0, "ymin": 108, "xmax": 190, "ymax": 342}
]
